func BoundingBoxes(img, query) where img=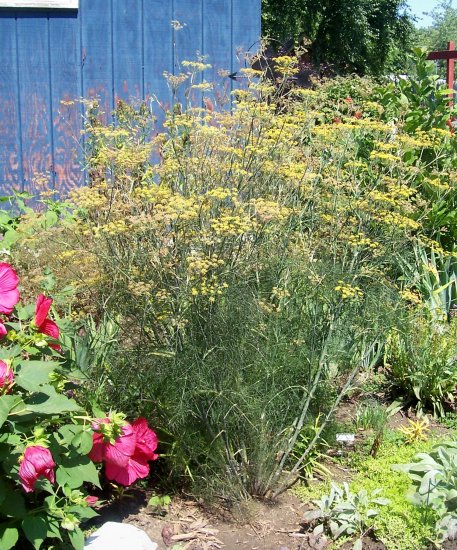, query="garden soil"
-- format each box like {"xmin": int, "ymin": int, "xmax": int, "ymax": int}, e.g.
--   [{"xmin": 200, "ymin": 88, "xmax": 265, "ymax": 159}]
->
[{"xmin": 89, "ymin": 491, "xmax": 355, "ymax": 549}]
